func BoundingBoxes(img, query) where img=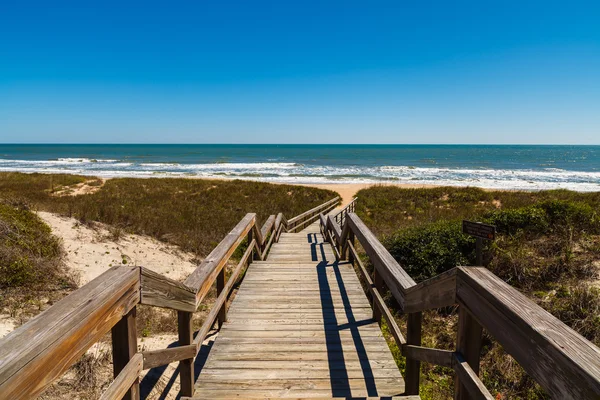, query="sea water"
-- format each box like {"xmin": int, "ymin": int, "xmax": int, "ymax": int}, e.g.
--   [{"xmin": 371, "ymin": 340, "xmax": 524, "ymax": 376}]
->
[{"xmin": 0, "ymin": 144, "xmax": 599, "ymax": 191}]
